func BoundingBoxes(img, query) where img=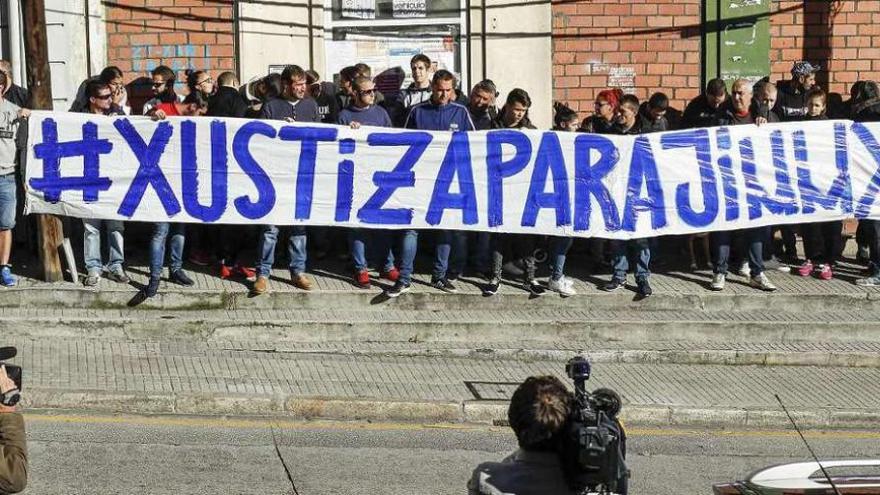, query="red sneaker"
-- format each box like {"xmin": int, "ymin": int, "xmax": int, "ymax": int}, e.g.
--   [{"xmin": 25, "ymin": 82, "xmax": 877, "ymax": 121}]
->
[
  {"xmin": 354, "ymin": 269, "xmax": 371, "ymax": 289},
  {"xmin": 817, "ymin": 264, "xmax": 833, "ymax": 280},
  {"xmin": 382, "ymin": 266, "xmax": 400, "ymax": 282},
  {"xmin": 234, "ymin": 264, "xmax": 257, "ymax": 282},
  {"xmin": 796, "ymin": 260, "xmax": 813, "ymax": 277},
  {"xmin": 219, "ymin": 264, "xmax": 233, "ymax": 280}
]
